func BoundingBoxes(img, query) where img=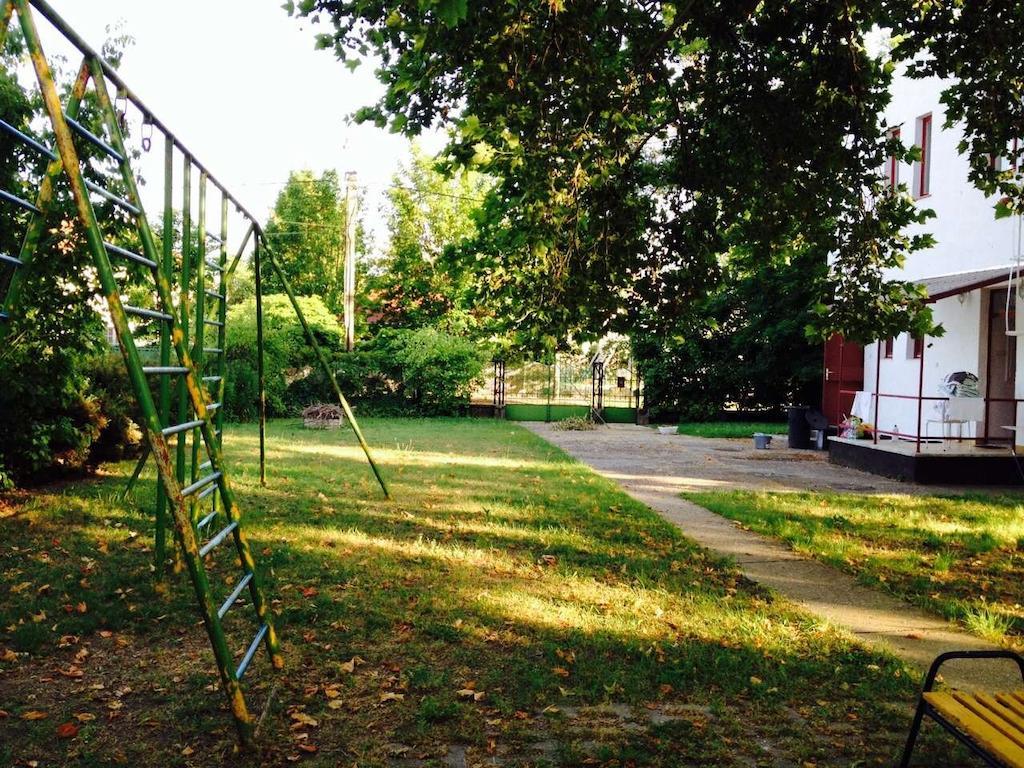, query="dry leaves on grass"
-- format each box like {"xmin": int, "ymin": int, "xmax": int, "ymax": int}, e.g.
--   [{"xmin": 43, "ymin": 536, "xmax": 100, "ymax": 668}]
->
[
  {"xmin": 55, "ymin": 722, "xmax": 79, "ymax": 739},
  {"xmin": 340, "ymin": 656, "xmax": 365, "ymax": 673}
]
